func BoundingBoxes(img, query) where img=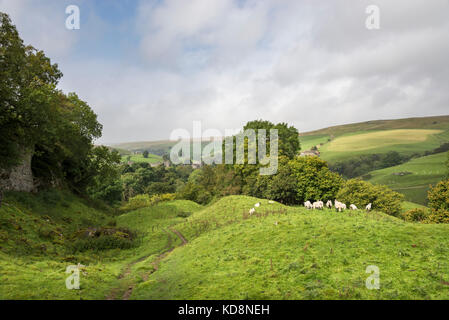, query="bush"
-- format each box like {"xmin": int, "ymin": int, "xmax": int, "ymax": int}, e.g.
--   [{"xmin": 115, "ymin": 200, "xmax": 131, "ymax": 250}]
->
[
  {"xmin": 70, "ymin": 227, "xmax": 138, "ymax": 252},
  {"xmin": 290, "ymin": 156, "xmax": 343, "ymax": 202},
  {"xmin": 337, "ymin": 179, "xmax": 404, "ymax": 216},
  {"xmin": 425, "ymin": 179, "xmax": 449, "ymax": 223},
  {"xmin": 402, "ymin": 208, "xmax": 428, "ymax": 222},
  {"xmin": 120, "ymin": 193, "xmax": 176, "ymax": 211}
]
